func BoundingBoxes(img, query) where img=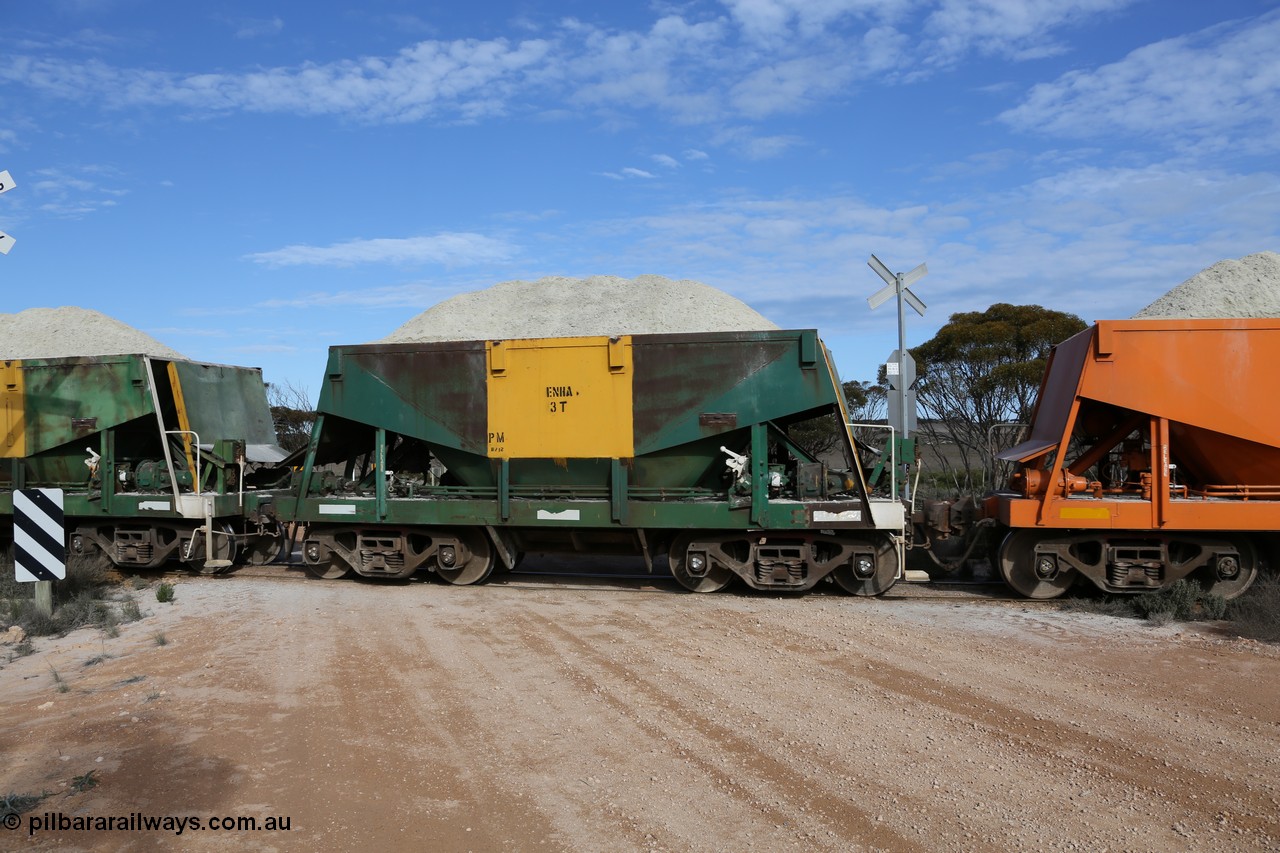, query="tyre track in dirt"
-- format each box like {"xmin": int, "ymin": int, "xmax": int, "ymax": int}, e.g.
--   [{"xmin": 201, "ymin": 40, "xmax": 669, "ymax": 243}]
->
[
  {"xmin": 376, "ymin": 593, "xmax": 836, "ymax": 851},
  {"xmin": 727, "ymin": 600, "xmax": 1280, "ymax": 849},
  {"xmin": 360, "ymin": 592, "xmax": 655, "ymax": 851},
  {"xmin": 480, "ymin": 590, "xmax": 1280, "ymax": 850},
  {"xmin": 502, "ymin": 608, "xmax": 918, "ymax": 852},
  {"xmin": 317, "ymin": 612, "xmax": 565, "ymax": 851},
  {"xmin": 4, "ymin": 576, "xmax": 1279, "ymax": 852}
]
